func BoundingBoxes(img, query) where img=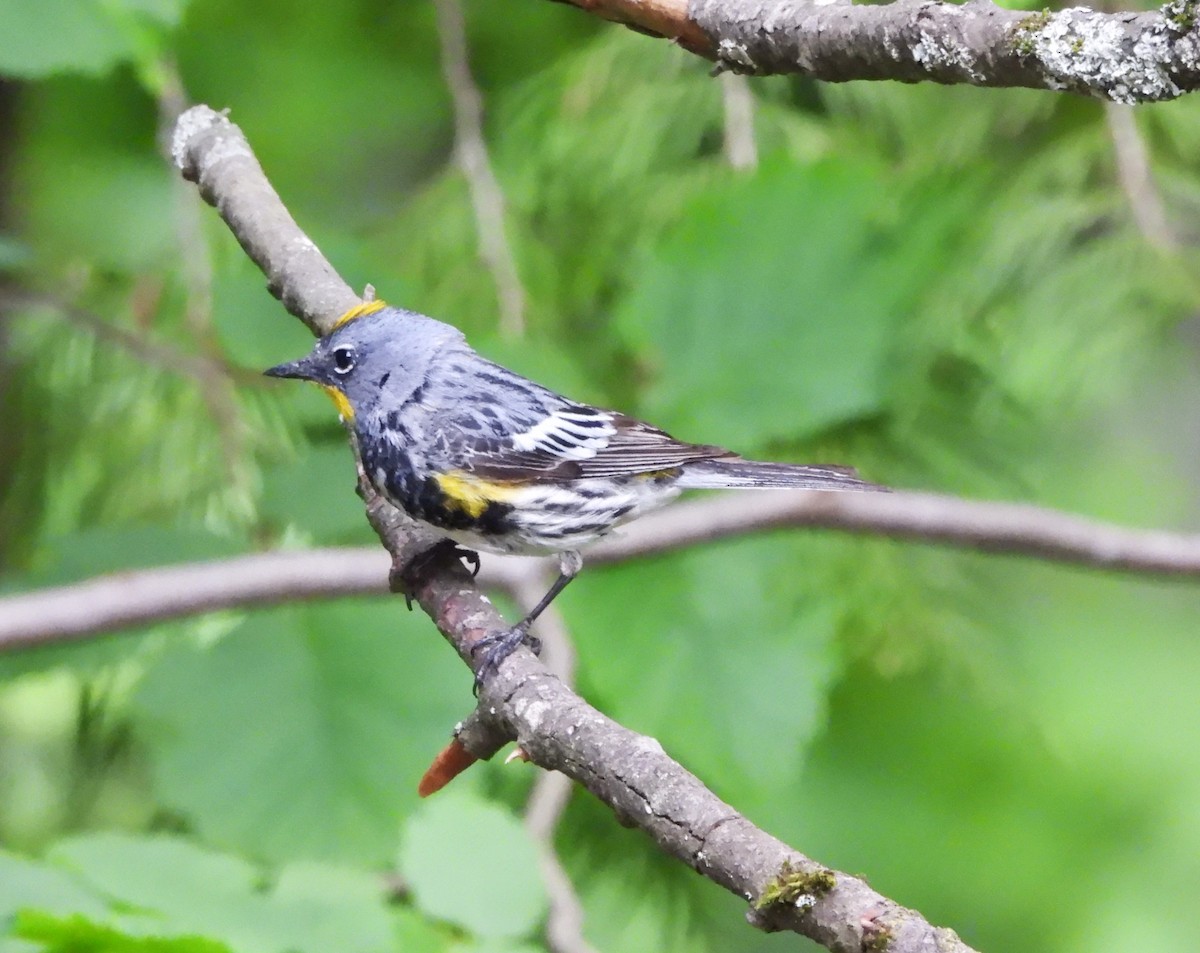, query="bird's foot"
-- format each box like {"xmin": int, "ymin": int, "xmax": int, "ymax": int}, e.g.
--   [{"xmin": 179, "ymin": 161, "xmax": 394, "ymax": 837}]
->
[
  {"xmin": 471, "ymin": 623, "xmax": 541, "ymax": 695},
  {"xmin": 400, "ymin": 539, "xmax": 481, "ymax": 610},
  {"xmin": 458, "ymin": 548, "xmax": 482, "ymax": 578}
]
